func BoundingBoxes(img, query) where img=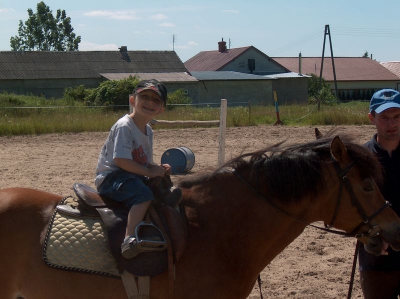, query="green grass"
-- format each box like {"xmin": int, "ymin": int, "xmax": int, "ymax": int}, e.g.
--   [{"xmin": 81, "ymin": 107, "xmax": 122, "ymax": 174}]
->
[
  {"xmin": 0, "ymin": 107, "xmax": 121, "ymax": 135},
  {"xmin": 0, "ymin": 92, "xmax": 371, "ymax": 136}
]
